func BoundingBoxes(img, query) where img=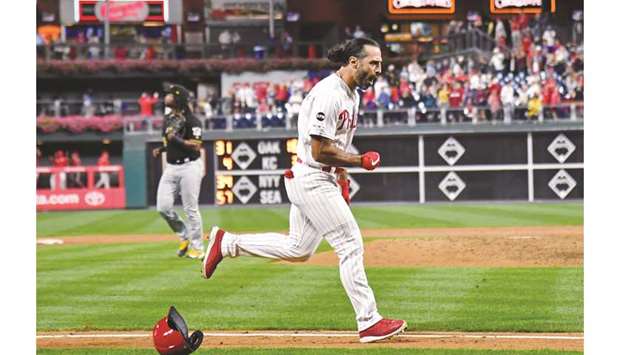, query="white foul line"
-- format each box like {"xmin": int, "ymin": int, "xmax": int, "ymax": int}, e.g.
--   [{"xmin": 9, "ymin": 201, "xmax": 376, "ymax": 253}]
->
[{"xmin": 37, "ymin": 332, "xmax": 583, "ymax": 341}]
